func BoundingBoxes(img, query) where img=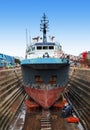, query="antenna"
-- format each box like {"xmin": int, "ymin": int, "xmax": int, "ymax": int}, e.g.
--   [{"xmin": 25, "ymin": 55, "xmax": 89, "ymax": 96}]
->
[
  {"xmin": 40, "ymin": 13, "xmax": 49, "ymax": 43},
  {"xmin": 25, "ymin": 28, "xmax": 29, "ymax": 58},
  {"xmin": 26, "ymin": 28, "xmax": 28, "ymax": 46},
  {"xmin": 29, "ymin": 30, "xmax": 31, "ymax": 45}
]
